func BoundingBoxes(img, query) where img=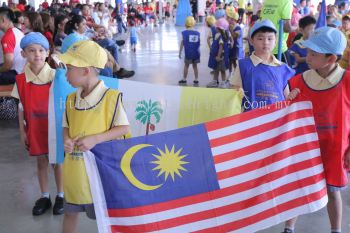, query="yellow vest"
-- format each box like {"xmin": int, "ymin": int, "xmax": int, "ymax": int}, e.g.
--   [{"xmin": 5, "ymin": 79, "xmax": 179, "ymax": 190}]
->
[{"xmin": 63, "ymin": 89, "xmax": 121, "ymax": 204}]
